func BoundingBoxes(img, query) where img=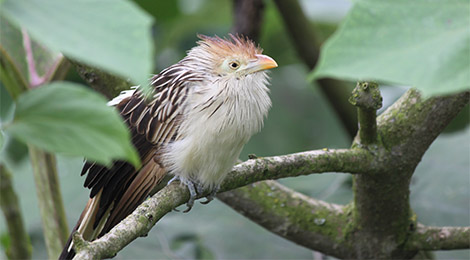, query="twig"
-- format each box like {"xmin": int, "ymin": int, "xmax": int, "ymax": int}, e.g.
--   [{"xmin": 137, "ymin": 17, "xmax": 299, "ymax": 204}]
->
[
  {"xmin": 349, "ymin": 81, "xmax": 382, "ymax": 145},
  {"xmin": 406, "ymin": 224, "xmax": 470, "ymax": 251}
]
